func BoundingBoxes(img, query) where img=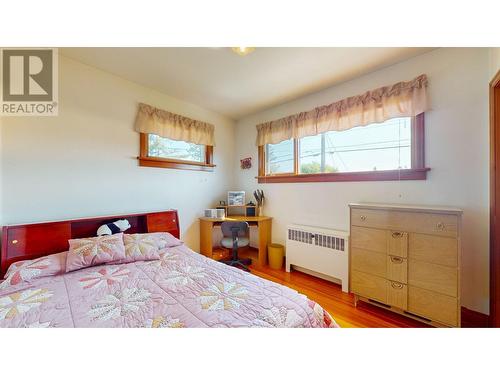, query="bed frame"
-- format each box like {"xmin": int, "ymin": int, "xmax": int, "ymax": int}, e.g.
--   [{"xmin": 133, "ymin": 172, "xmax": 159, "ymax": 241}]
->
[{"xmin": 0, "ymin": 210, "xmax": 180, "ymax": 278}]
